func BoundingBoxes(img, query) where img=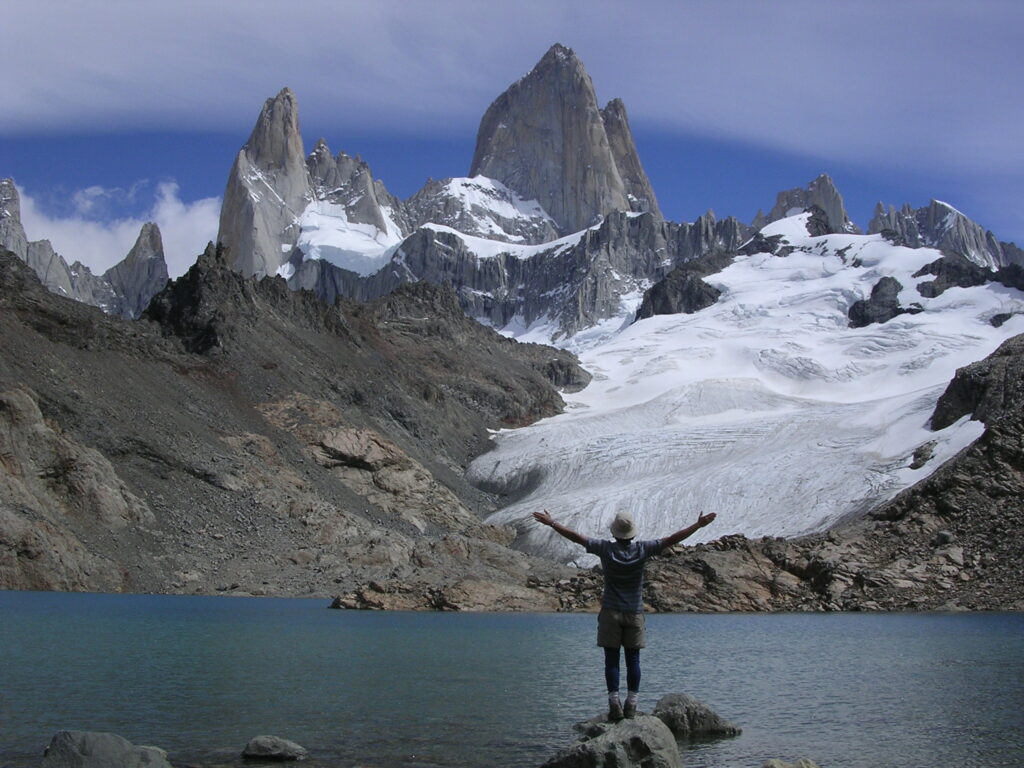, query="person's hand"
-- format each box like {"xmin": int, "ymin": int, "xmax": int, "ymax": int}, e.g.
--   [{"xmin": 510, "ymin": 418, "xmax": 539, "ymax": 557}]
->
[
  {"xmin": 533, "ymin": 510, "xmax": 555, "ymax": 527},
  {"xmin": 697, "ymin": 511, "xmax": 716, "ymax": 527}
]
